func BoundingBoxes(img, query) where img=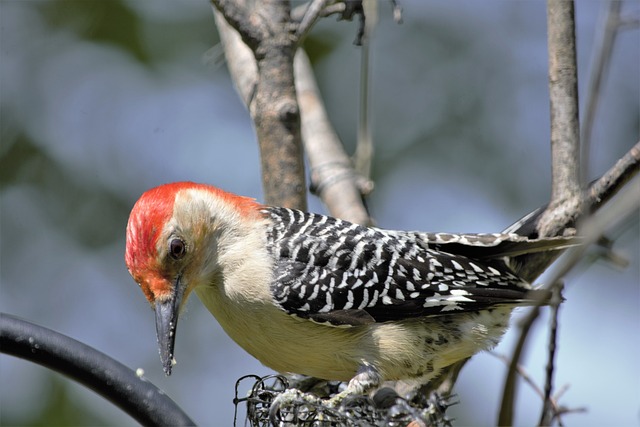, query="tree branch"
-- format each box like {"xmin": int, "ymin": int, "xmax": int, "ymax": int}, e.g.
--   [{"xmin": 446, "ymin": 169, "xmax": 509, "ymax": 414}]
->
[
  {"xmin": 581, "ymin": 1, "xmax": 622, "ymax": 172},
  {"xmin": 539, "ymin": 0, "xmax": 582, "ymax": 237},
  {"xmin": 508, "ymin": 140, "xmax": 640, "ymax": 282},
  {"xmin": 212, "ymin": 1, "xmax": 306, "ymax": 209},
  {"xmin": 499, "ymin": 176, "xmax": 640, "ymax": 426},
  {"xmin": 210, "ymin": 0, "xmax": 265, "ymax": 51},
  {"xmin": 294, "ymin": 50, "xmax": 373, "ymax": 225},
  {"xmin": 213, "ymin": 4, "xmax": 371, "ymax": 222},
  {"xmin": 539, "ymin": 282, "xmax": 563, "ymax": 426},
  {"xmin": 294, "ymin": 0, "xmax": 332, "ymax": 44},
  {"xmin": 588, "ymin": 140, "xmax": 640, "ymax": 211},
  {"xmin": 499, "ymin": 3, "xmax": 638, "ymax": 423}
]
